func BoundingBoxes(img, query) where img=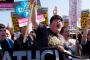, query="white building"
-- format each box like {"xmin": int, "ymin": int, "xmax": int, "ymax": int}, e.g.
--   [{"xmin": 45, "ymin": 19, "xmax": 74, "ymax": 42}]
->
[{"xmin": 69, "ymin": 0, "xmax": 81, "ymax": 29}]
